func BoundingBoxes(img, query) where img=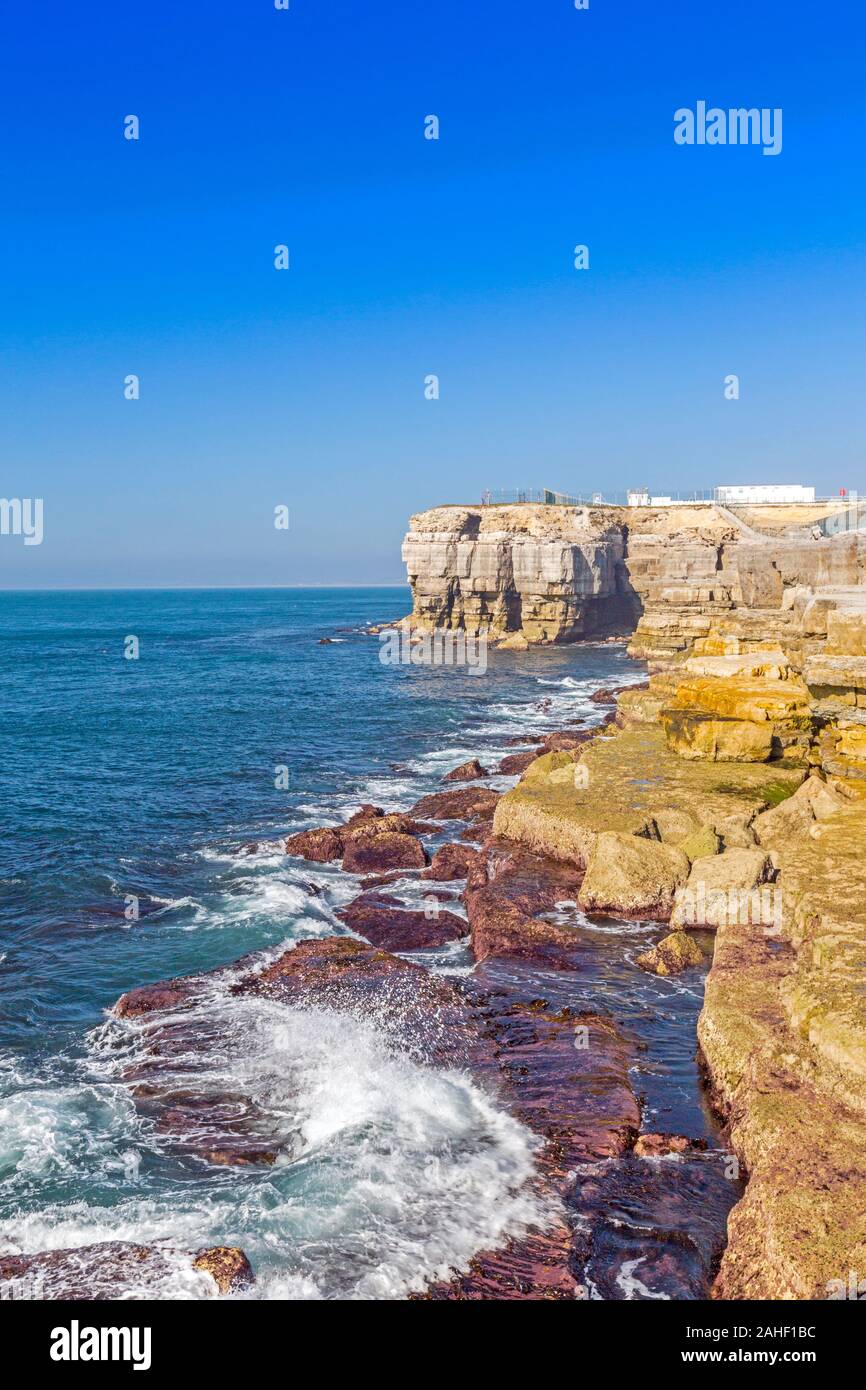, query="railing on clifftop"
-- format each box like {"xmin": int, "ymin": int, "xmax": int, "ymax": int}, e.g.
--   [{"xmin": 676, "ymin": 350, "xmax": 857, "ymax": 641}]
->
[{"xmin": 479, "ymin": 488, "xmax": 717, "ymax": 507}]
